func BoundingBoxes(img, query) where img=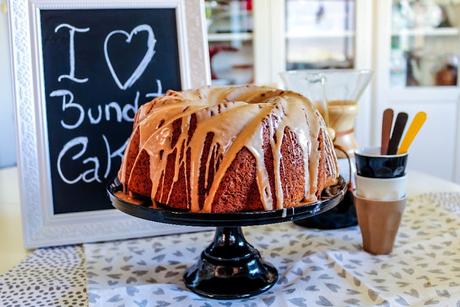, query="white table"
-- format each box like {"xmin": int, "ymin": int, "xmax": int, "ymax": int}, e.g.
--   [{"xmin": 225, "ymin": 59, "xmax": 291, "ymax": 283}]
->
[
  {"xmin": 0, "ymin": 167, "xmax": 27, "ymax": 274},
  {"xmin": 1, "ymin": 166, "xmax": 460, "ymax": 275}
]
